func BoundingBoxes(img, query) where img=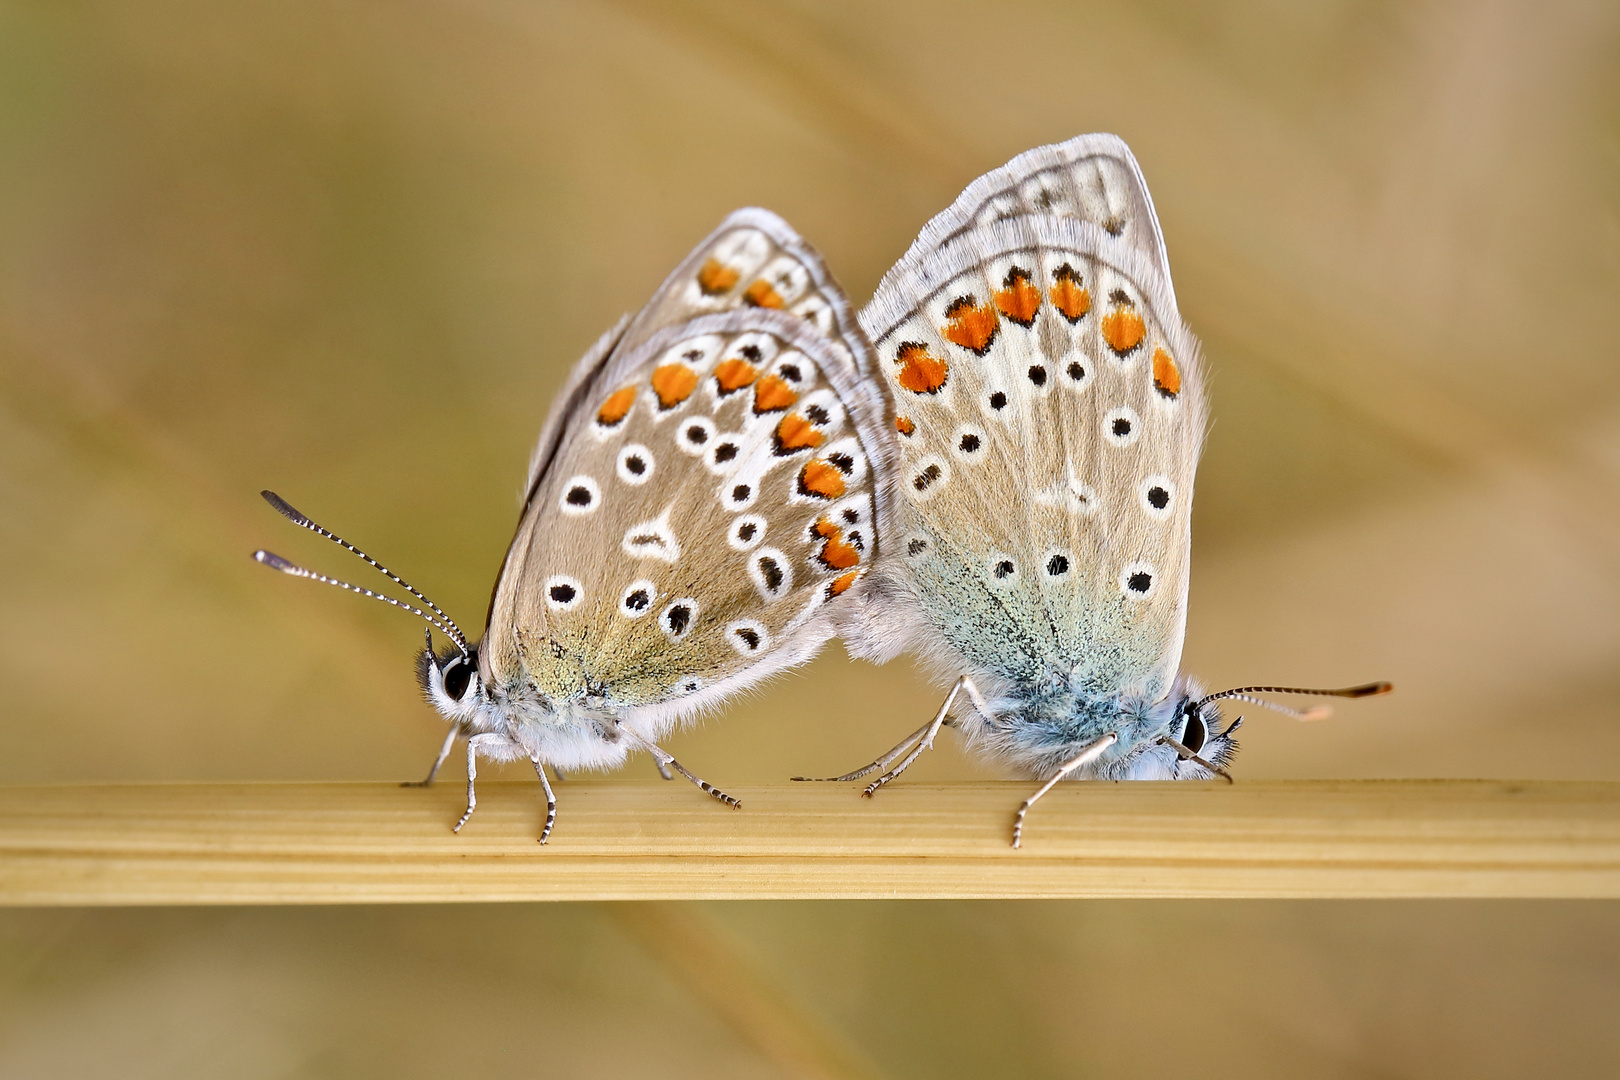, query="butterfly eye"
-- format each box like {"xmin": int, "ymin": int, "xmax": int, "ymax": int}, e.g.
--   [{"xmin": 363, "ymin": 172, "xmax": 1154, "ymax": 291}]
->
[
  {"xmin": 1179, "ymin": 709, "xmax": 1208, "ymax": 754},
  {"xmin": 441, "ymin": 657, "xmax": 474, "ymax": 701}
]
